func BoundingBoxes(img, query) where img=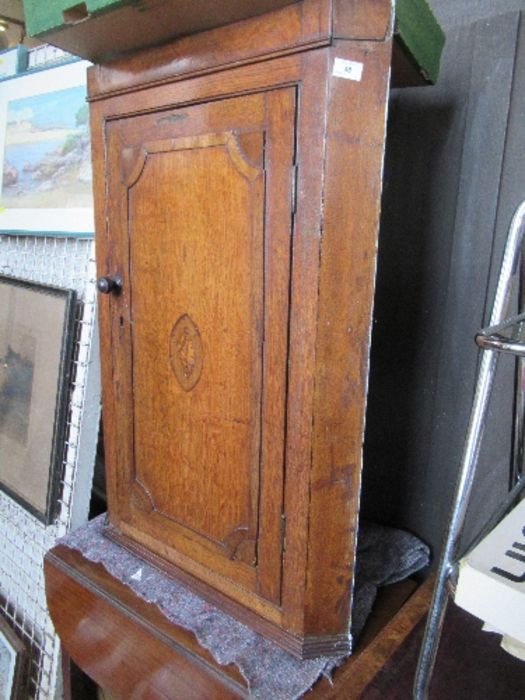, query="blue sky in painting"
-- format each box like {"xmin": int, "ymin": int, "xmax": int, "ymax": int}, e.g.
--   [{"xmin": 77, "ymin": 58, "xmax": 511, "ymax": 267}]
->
[{"xmin": 7, "ymin": 85, "xmax": 86, "ymax": 130}]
